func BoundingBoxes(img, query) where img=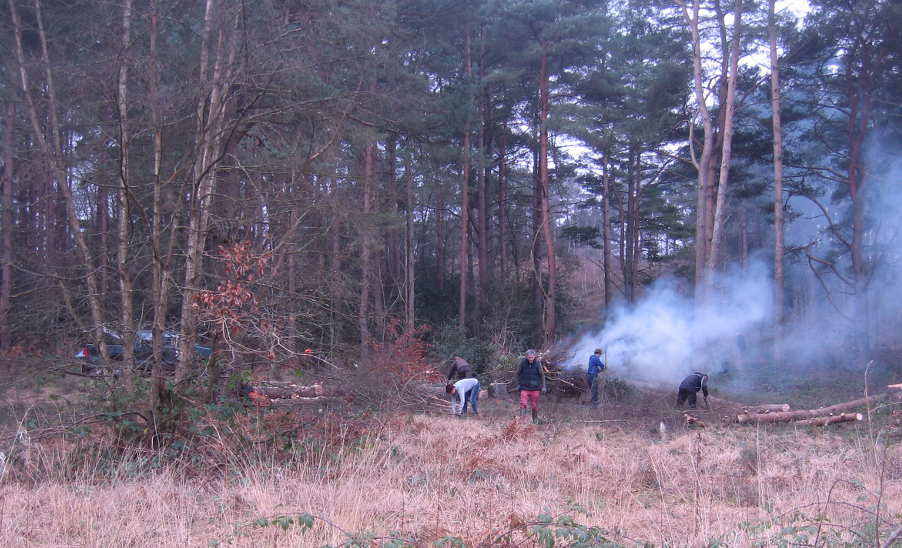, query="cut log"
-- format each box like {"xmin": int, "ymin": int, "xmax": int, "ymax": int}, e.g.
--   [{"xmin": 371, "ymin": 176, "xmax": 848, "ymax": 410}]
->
[
  {"xmin": 741, "ymin": 403, "xmax": 791, "ymax": 413},
  {"xmin": 795, "ymin": 413, "xmax": 862, "ymax": 426},
  {"xmin": 736, "ymin": 394, "xmax": 885, "ymax": 424},
  {"xmin": 888, "ymin": 383, "xmax": 902, "ymax": 391},
  {"xmin": 684, "ymin": 413, "xmax": 706, "ymax": 428},
  {"xmin": 268, "ymin": 396, "xmax": 340, "ymax": 409}
]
